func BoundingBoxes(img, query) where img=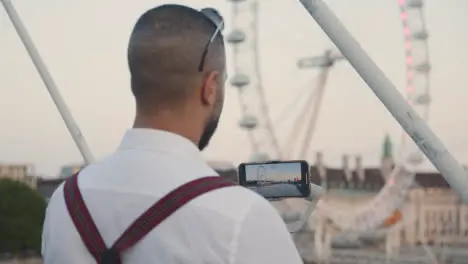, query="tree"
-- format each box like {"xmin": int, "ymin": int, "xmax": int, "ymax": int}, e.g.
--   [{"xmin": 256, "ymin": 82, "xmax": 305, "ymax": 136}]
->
[{"xmin": 0, "ymin": 178, "xmax": 47, "ymax": 254}]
